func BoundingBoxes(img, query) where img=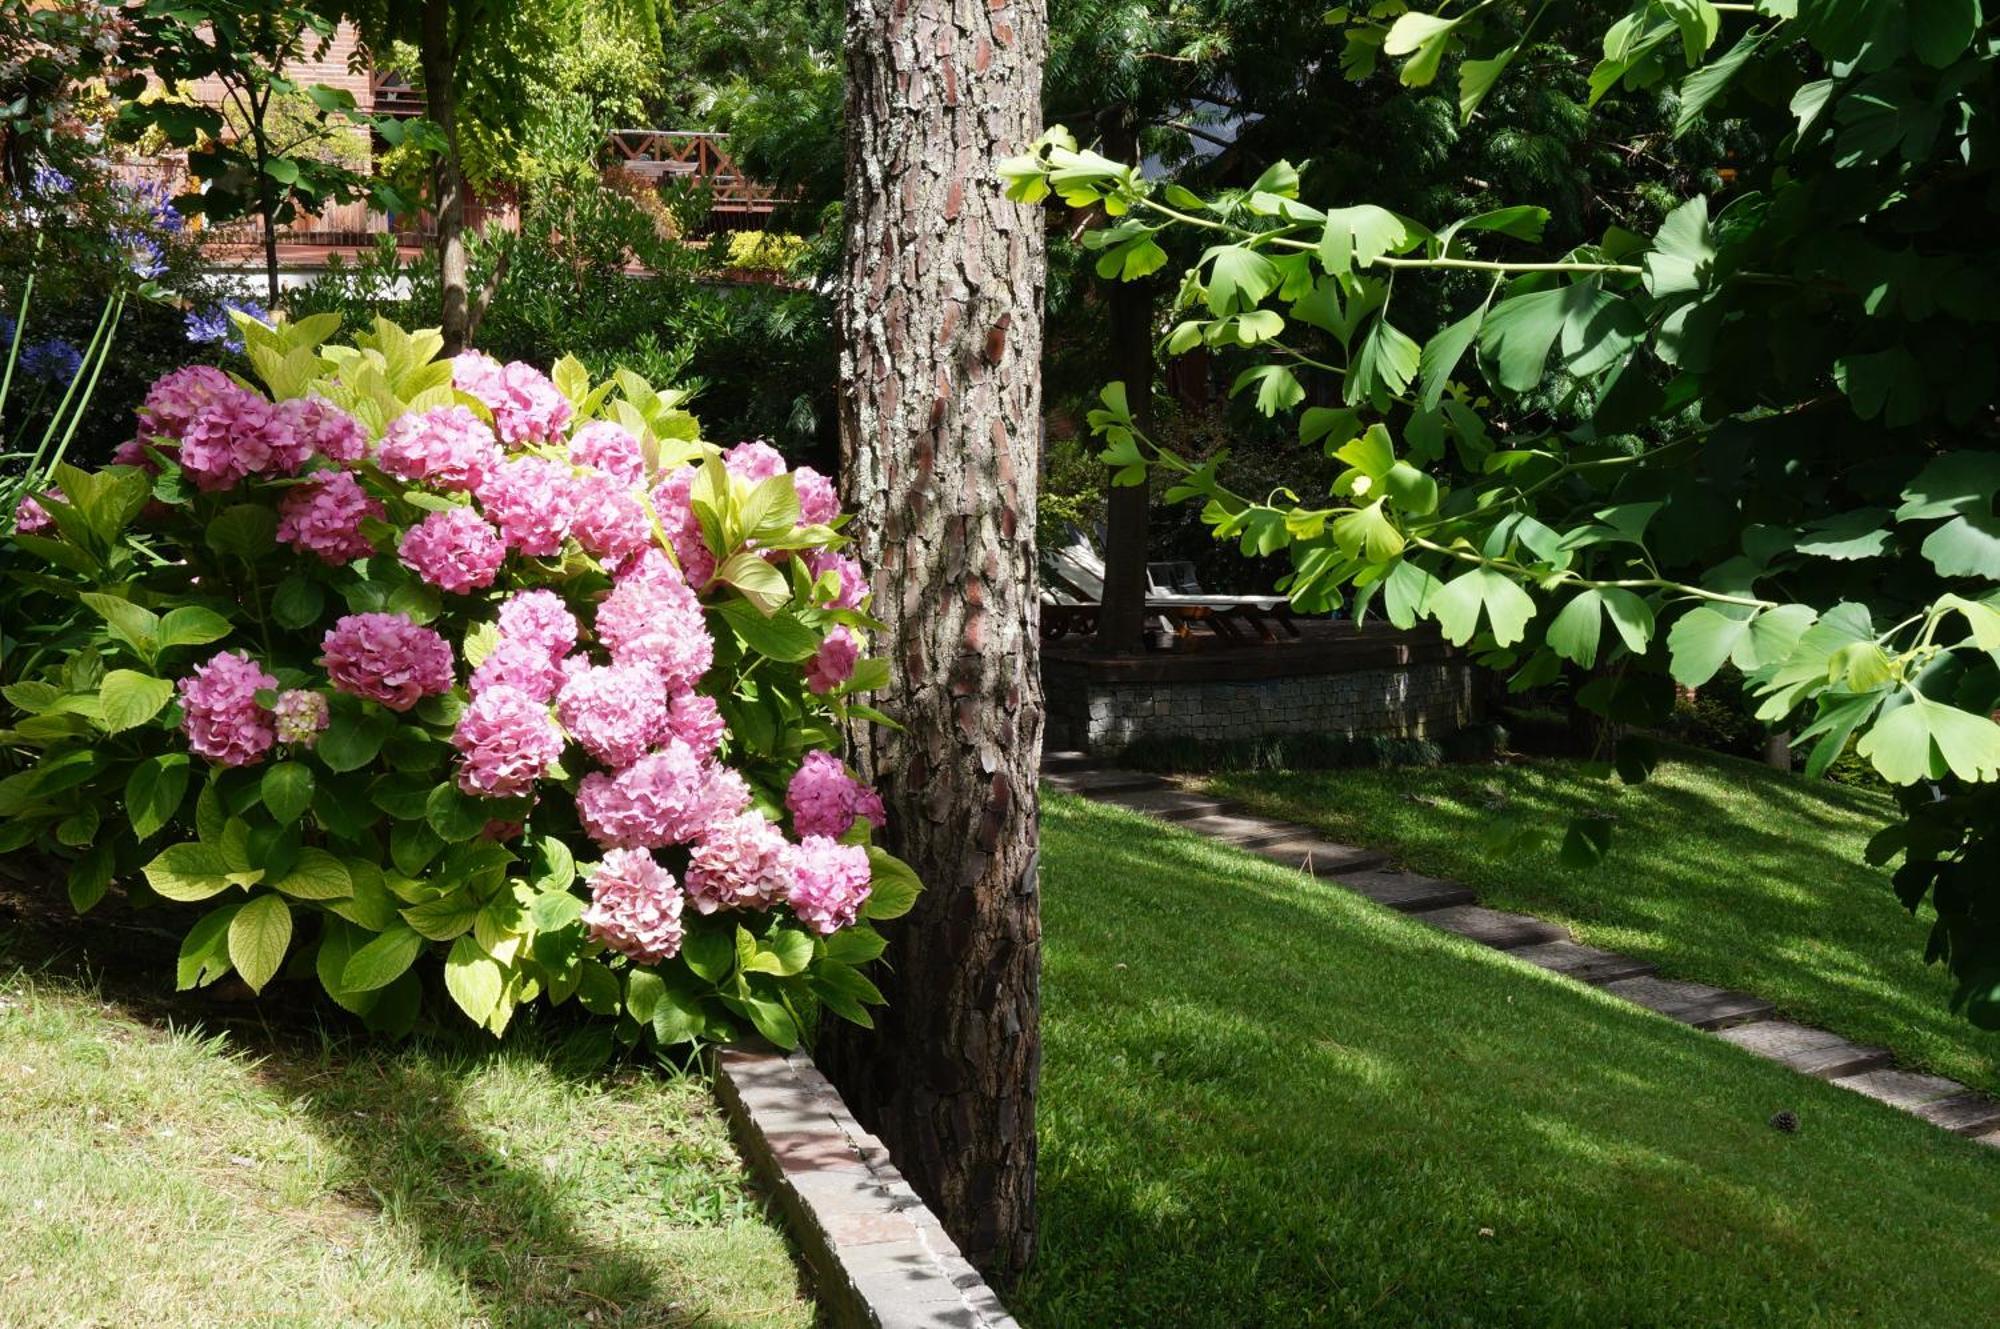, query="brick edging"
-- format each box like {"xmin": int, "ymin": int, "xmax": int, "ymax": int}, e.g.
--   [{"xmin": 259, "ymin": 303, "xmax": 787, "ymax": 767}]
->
[{"xmin": 714, "ymin": 1045, "xmax": 1022, "ymax": 1329}]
